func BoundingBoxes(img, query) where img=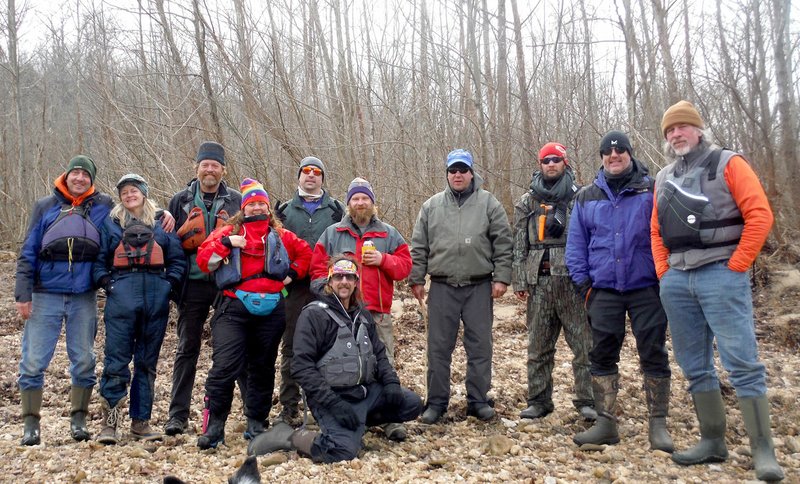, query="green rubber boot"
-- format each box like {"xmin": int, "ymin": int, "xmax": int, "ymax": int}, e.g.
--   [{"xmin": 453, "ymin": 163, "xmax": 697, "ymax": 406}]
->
[
  {"xmin": 21, "ymin": 388, "xmax": 43, "ymax": 446},
  {"xmin": 70, "ymin": 386, "xmax": 93, "ymax": 441},
  {"xmin": 573, "ymin": 374, "xmax": 619, "ymax": 446},
  {"xmin": 672, "ymin": 390, "xmax": 728, "ymax": 465},
  {"xmin": 739, "ymin": 395, "xmax": 784, "ymax": 482}
]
